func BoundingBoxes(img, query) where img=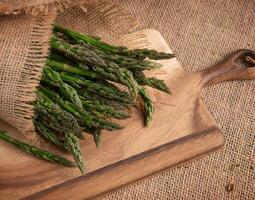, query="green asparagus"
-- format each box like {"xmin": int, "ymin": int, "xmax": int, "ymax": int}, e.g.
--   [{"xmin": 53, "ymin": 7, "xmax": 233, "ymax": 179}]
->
[
  {"xmin": 79, "ymin": 90, "xmax": 129, "ymax": 110},
  {"xmin": 0, "ymin": 130, "xmax": 75, "ymax": 167},
  {"xmin": 50, "ymin": 36, "xmax": 139, "ymax": 98},
  {"xmin": 47, "ymin": 58, "xmax": 137, "ymax": 99},
  {"xmin": 81, "ymin": 42, "xmax": 164, "ymax": 70},
  {"xmin": 93, "ymin": 129, "xmax": 102, "ymax": 148},
  {"xmin": 47, "ymin": 59, "xmax": 102, "ymax": 79},
  {"xmin": 43, "ymin": 65, "xmax": 83, "ymax": 109},
  {"xmin": 85, "ymin": 127, "xmax": 102, "ymax": 148},
  {"xmin": 36, "ymin": 91, "xmax": 84, "ymax": 139},
  {"xmin": 64, "ymin": 132, "xmax": 85, "ymax": 174},
  {"xmin": 54, "ymin": 25, "xmax": 174, "ymax": 60},
  {"xmin": 133, "ymin": 70, "xmax": 170, "ymax": 94},
  {"xmin": 79, "ymin": 95, "xmax": 130, "ymax": 119},
  {"xmin": 139, "ymin": 87, "xmax": 154, "ymax": 126},
  {"xmin": 60, "ymin": 72, "xmax": 133, "ymax": 104},
  {"xmin": 39, "ymin": 86, "xmax": 123, "ymax": 131},
  {"xmin": 35, "ymin": 120, "xmax": 67, "ymax": 151}
]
